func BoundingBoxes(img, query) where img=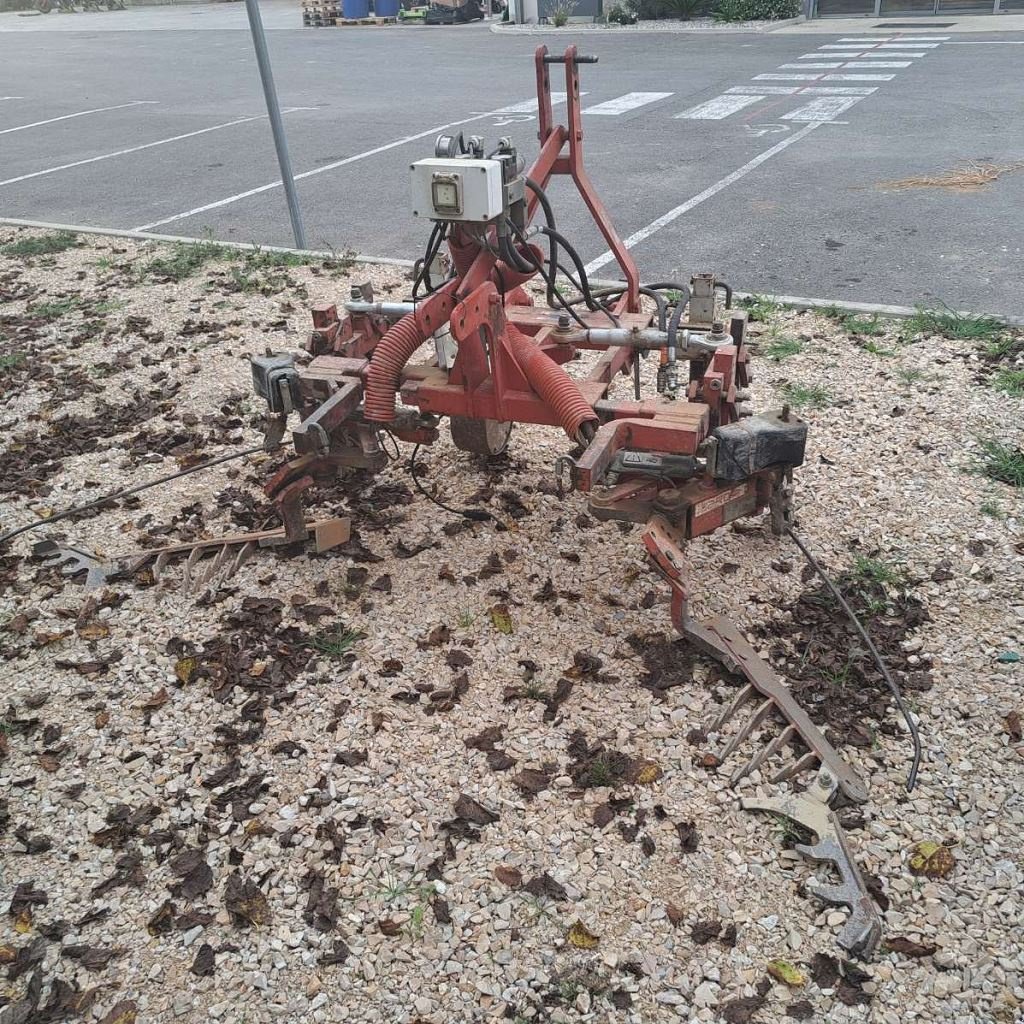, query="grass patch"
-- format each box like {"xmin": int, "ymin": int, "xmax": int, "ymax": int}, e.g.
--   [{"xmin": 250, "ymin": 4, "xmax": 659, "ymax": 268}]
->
[
  {"xmin": 313, "ymin": 625, "xmax": 364, "ymax": 659},
  {"xmin": 740, "ymin": 293, "xmax": 784, "ymax": 322},
  {"xmin": 906, "ymin": 306, "xmax": 1006, "ymax": 343},
  {"xmin": 27, "ymin": 298, "xmax": 79, "ymax": 320},
  {"xmin": 979, "ymin": 497, "xmax": 1003, "ymax": 519},
  {"xmin": 779, "ymin": 382, "xmax": 833, "ymax": 410},
  {"xmin": 851, "ymin": 555, "xmax": 904, "ymax": 589},
  {"xmin": 1, "ymin": 230, "xmax": 80, "ymax": 258},
  {"xmin": 993, "ymin": 368, "xmax": 1024, "ymax": 397},
  {"xmin": 143, "ymin": 240, "xmax": 231, "ymax": 282},
  {"xmin": 861, "ymin": 339, "xmax": 895, "ymax": 357},
  {"xmin": 984, "ymin": 335, "xmax": 1018, "ymax": 359},
  {"xmin": 763, "ymin": 333, "xmax": 803, "ymax": 362},
  {"xmin": 978, "ymin": 439, "xmax": 1024, "ymax": 488}
]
